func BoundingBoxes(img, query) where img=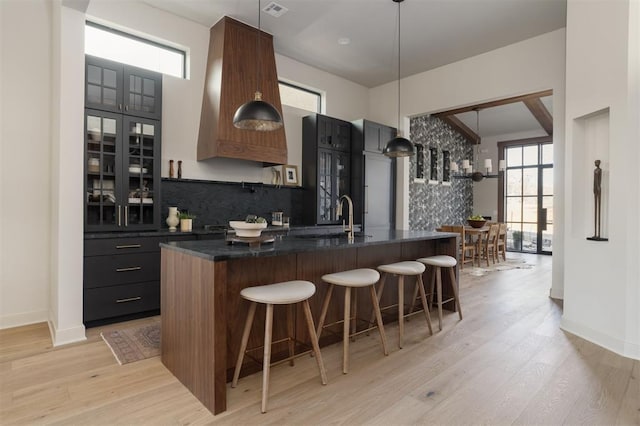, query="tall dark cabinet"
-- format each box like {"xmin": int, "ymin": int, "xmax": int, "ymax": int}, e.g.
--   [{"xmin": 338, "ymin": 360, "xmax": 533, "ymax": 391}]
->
[
  {"xmin": 84, "ymin": 55, "xmax": 164, "ymax": 325},
  {"xmin": 302, "ymin": 114, "xmax": 352, "ymax": 225},
  {"xmin": 84, "ymin": 56, "xmax": 162, "ymax": 231},
  {"xmin": 351, "ymin": 119, "xmax": 396, "ymax": 231}
]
